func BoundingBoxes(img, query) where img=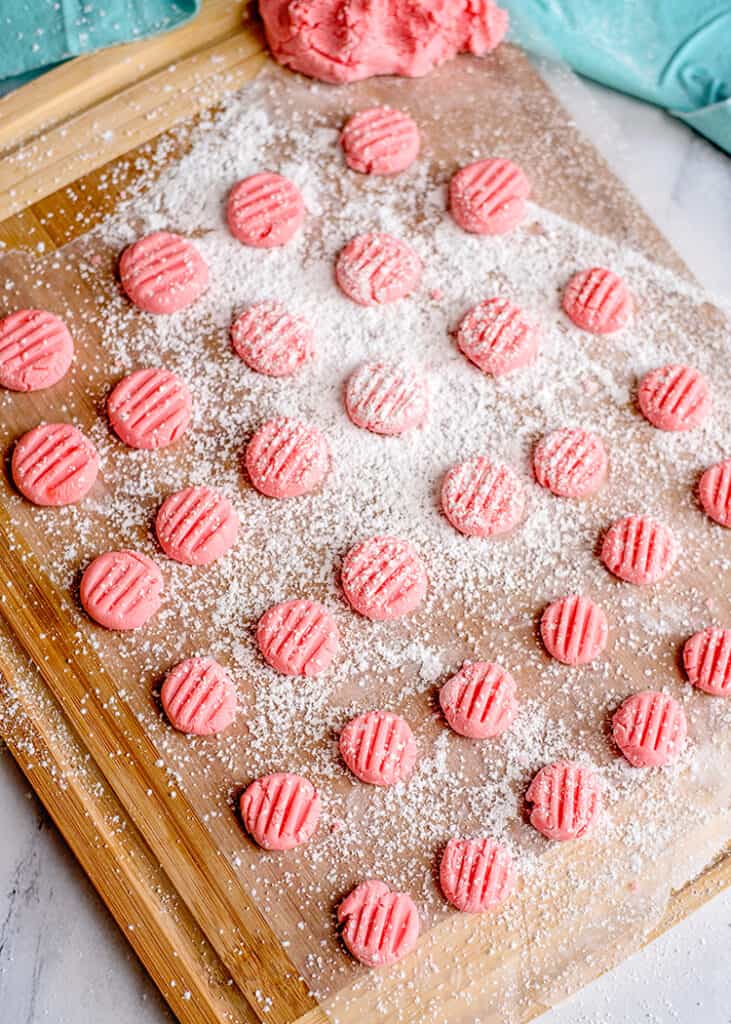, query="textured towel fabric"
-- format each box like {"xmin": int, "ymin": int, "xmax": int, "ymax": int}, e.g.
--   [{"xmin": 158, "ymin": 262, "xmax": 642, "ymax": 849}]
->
[
  {"xmin": 504, "ymin": 0, "xmax": 731, "ymax": 153},
  {"xmin": 0, "ymin": 0, "xmax": 199, "ymax": 79}
]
